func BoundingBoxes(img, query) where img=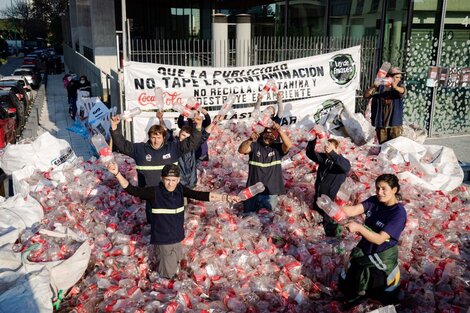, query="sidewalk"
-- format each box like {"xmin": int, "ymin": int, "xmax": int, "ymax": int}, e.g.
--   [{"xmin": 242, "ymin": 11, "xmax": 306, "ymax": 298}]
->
[{"xmin": 37, "ymin": 75, "xmax": 94, "ymax": 160}]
